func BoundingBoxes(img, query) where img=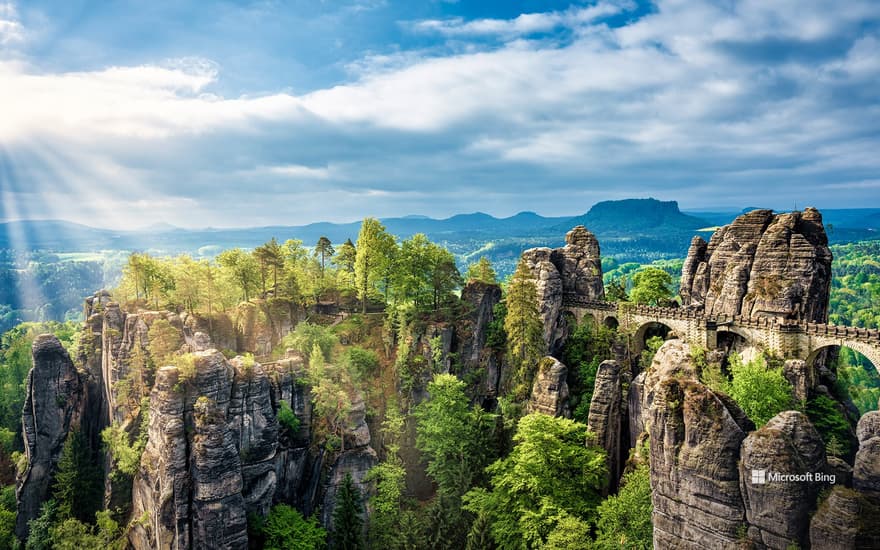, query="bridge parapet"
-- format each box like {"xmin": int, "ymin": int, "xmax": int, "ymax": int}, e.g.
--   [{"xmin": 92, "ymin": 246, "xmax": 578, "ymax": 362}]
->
[{"xmin": 802, "ymin": 322, "xmax": 880, "ymax": 343}]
